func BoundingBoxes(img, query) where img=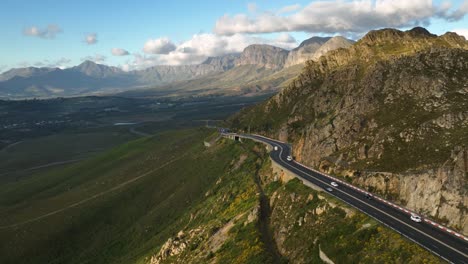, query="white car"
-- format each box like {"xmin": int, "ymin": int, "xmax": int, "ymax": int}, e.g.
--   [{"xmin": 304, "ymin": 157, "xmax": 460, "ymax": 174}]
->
[
  {"xmin": 331, "ymin": 182, "xmax": 339, "ymax": 187},
  {"xmin": 326, "ymin": 187, "xmax": 333, "ymax": 192},
  {"xmin": 286, "ymin": 155, "xmax": 293, "ymax": 161},
  {"xmin": 410, "ymin": 213, "xmax": 422, "ymax": 223},
  {"xmin": 274, "ymin": 146, "xmax": 278, "ymax": 151}
]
